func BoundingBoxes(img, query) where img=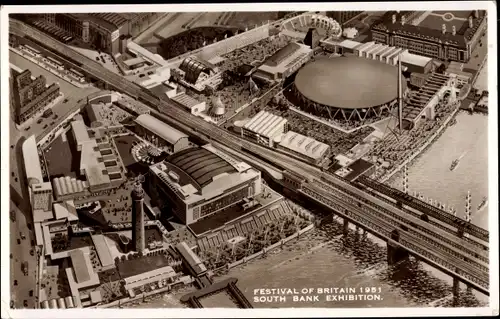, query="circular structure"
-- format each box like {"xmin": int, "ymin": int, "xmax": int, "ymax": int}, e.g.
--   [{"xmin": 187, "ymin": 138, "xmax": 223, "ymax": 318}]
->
[
  {"xmin": 442, "ymin": 13, "xmax": 455, "ymax": 21},
  {"xmin": 293, "ymin": 56, "xmax": 405, "ymax": 121}
]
